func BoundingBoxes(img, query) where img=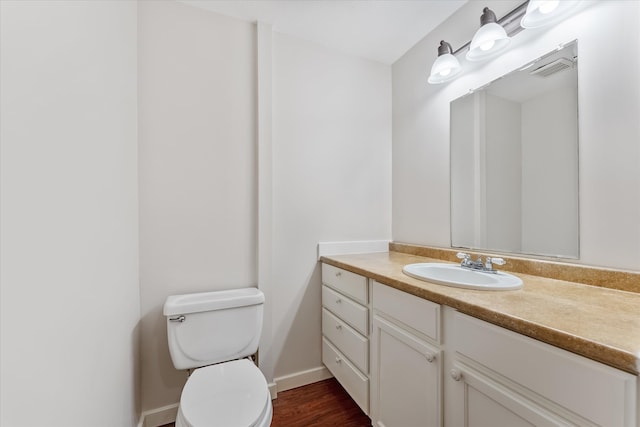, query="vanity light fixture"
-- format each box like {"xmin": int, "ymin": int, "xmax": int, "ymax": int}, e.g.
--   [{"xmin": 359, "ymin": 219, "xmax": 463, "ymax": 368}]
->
[
  {"xmin": 521, "ymin": 1, "xmax": 580, "ymax": 28},
  {"xmin": 466, "ymin": 7, "xmax": 511, "ymax": 62},
  {"xmin": 427, "ymin": 1, "xmax": 581, "ymax": 85},
  {"xmin": 428, "ymin": 40, "xmax": 462, "ymax": 84}
]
